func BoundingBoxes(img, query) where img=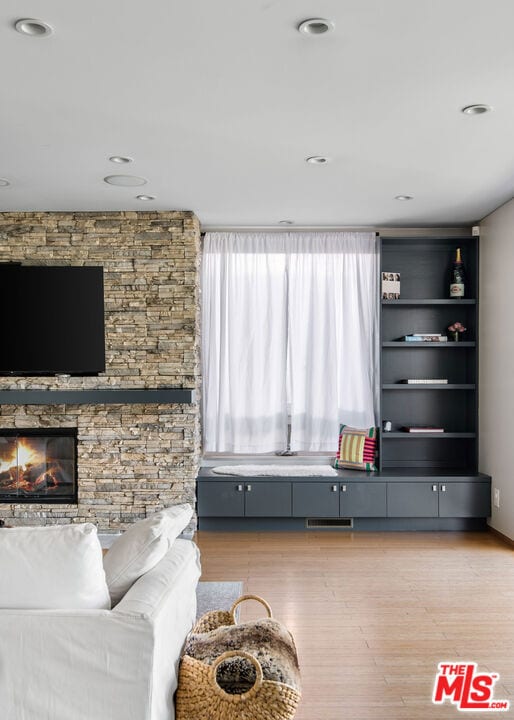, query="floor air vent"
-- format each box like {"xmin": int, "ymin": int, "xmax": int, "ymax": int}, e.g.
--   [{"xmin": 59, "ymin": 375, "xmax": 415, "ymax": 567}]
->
[{"xmin": 306, "ymin": 518, "xmax": 353, "ymax": 529}]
